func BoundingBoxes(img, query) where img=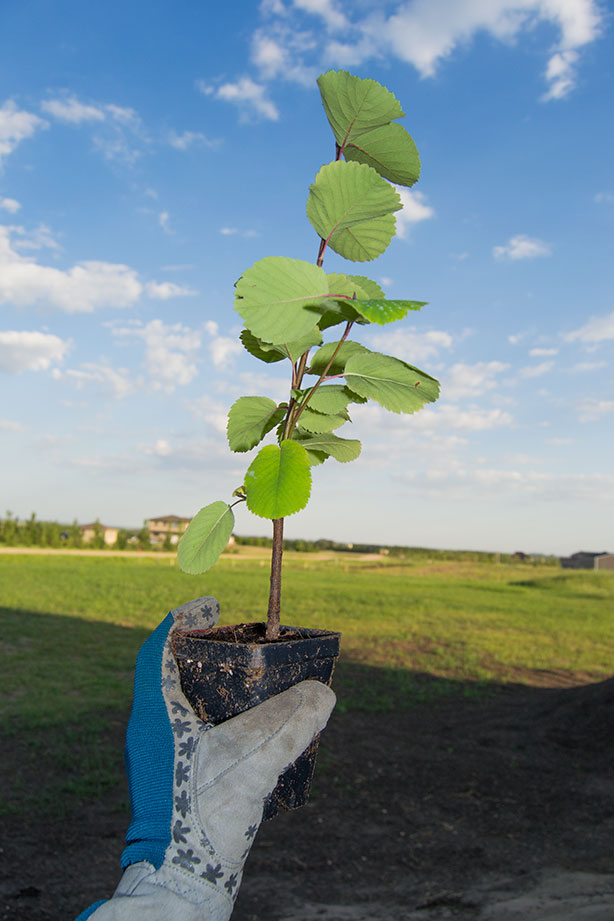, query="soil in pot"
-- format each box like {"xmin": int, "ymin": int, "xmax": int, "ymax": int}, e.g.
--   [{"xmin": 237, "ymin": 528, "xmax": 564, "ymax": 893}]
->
[{"xmin": 172, "ymin": 622, "xmax": 340, "ymax": 820}]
